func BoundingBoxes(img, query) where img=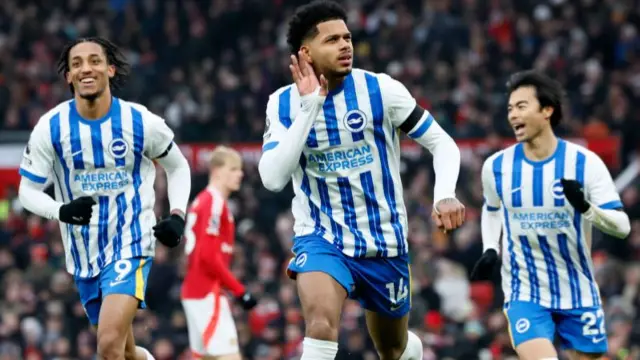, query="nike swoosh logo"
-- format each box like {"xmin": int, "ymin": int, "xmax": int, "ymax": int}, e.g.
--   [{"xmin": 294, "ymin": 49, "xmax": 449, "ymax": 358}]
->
[
  {"xmin": 70, "ymin": 149, "xmax": 84, "ymax": 157},
  {"xmin": 592, "ymin": 336, "xmax": 606, "ymax": 344},
  {"xmin": 110, "ymin": 280, "xmax": 127, "ymax": 287},
  {"xmin": 390, "ymin": 303, "xmax": 404, "ymax": 311}
]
